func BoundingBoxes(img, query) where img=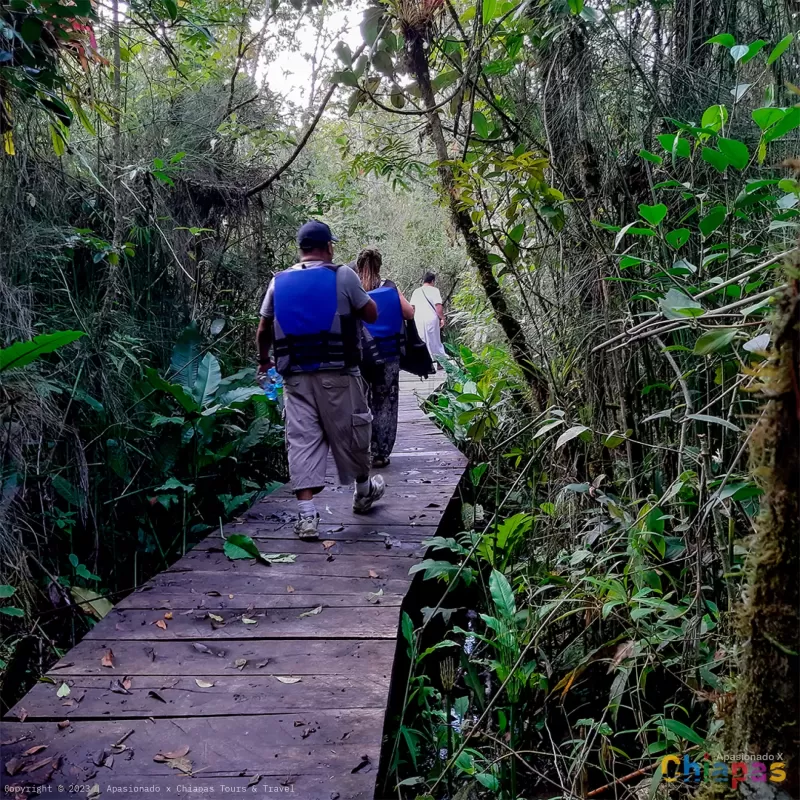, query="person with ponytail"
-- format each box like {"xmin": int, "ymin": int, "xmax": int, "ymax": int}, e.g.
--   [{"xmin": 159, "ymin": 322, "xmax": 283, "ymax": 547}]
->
[{"xmin": 356, "ymin": 248, "xmax": 415, "ymax": 468}]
